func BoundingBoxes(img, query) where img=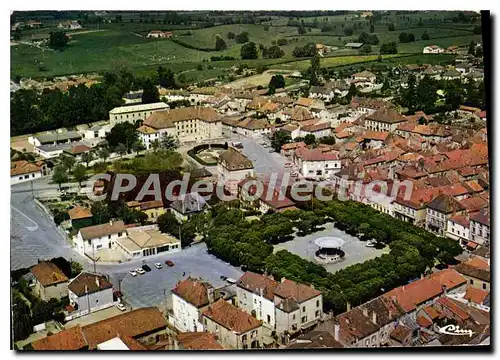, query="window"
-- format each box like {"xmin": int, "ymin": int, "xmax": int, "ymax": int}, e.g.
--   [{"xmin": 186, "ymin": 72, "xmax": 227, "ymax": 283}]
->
[
  {"xmin": 88, "ymin": 240, "xmax": 91, "ymax": 245},
  {"xmin": 316, "ymin": 300, "xmax": 320, "ymax": 307},
  {"xmin": 315, "ymin": 310, "xmax": 320, "ymax": 317},
  {"xmin": 483, "ymin": 283, "xmax": 487, "ymax": 290},
  {"xmin": 293, "ymin": 314, "xmax": 296, "ymax": 320},
  {"xmin": 242, "ymin": 334, "xmax": 247, "ymax": 342},
  {"xmin": 118, "ymin": 232, "xmax": 123, "ymax": 237},
  {"xmin": 301, "ymin": 316, "xmax": 307, "ymax": 323},
  {"xmin": 302, "ymin": 306, "xmax": 306, "ymax": 312},
  {"xmin": 470, "ymin": 279, "xmax": 474, "ymax": 285},
  {"xmin": 267, "ymin": 315, "xmax": 271, "ymax": 323},
  {"xmin": 108, "ymin": 235, "xmax": 111, "ymax": 239}
]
